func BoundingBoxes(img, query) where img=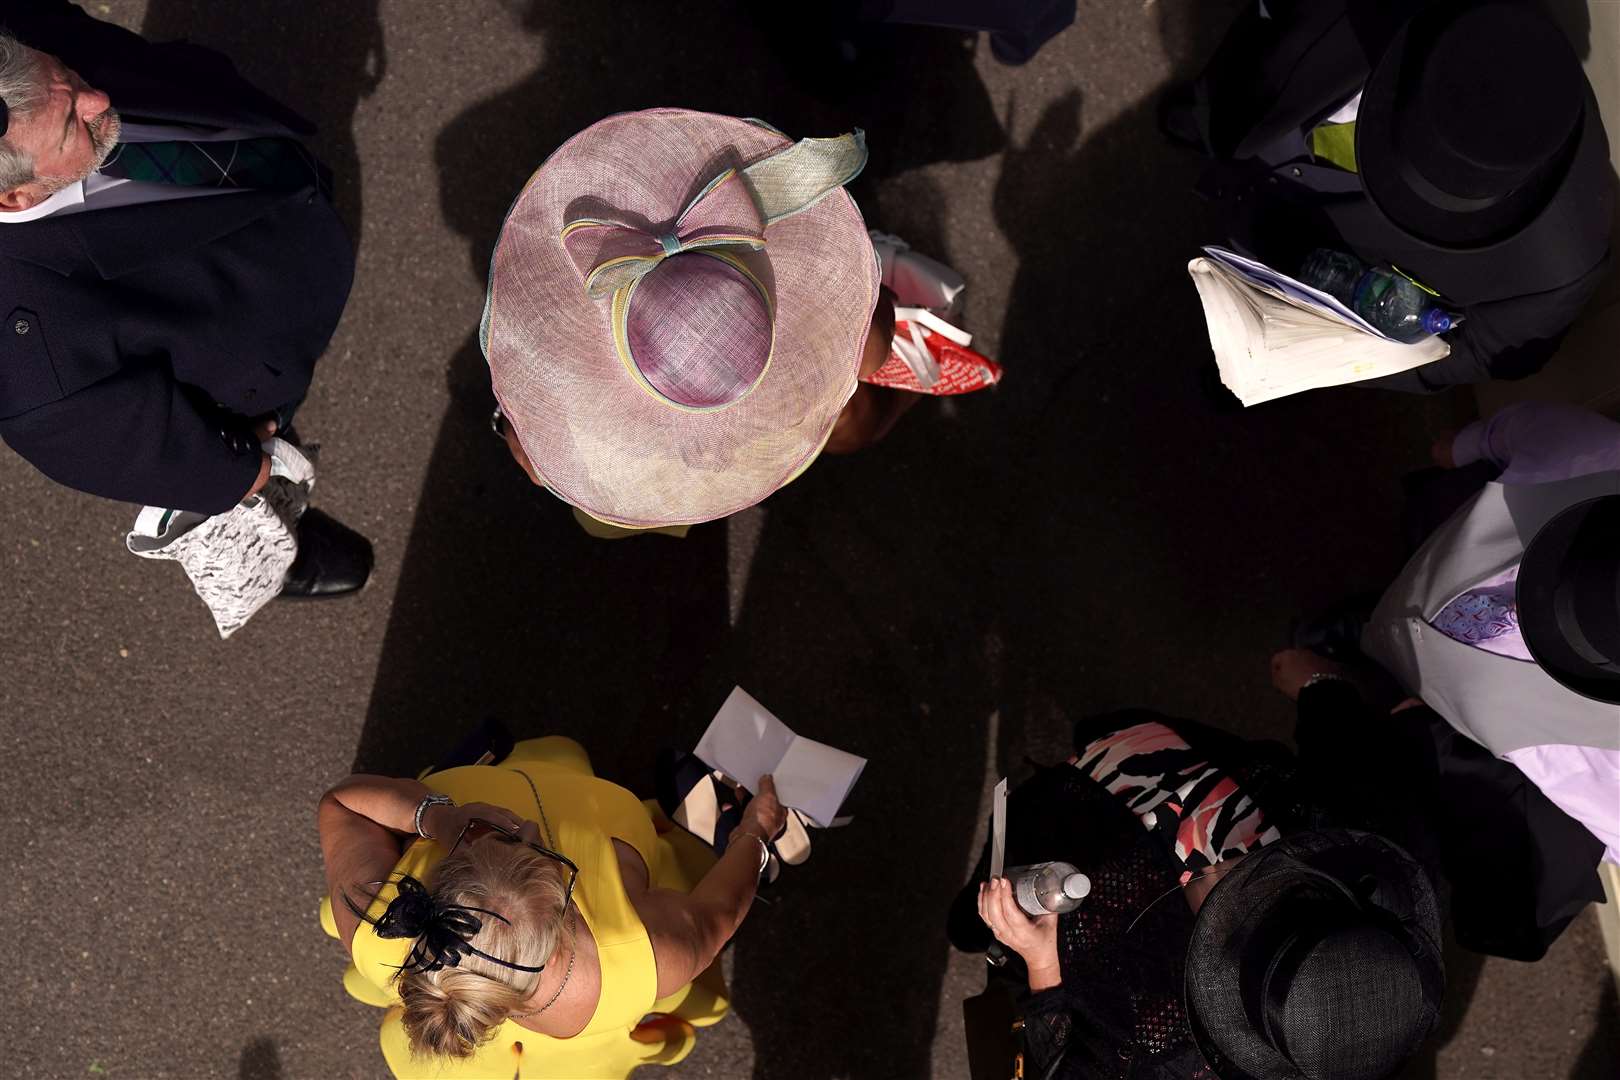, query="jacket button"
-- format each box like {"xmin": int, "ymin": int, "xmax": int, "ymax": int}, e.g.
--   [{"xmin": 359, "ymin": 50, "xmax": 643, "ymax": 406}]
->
[
  {"xmin": 1291, "ymin": 166, "xmax": 1303, "ymax": 177},
  {"xmin": 13, "ymin": 318, "xmax": 29, "ymax": 335}
]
